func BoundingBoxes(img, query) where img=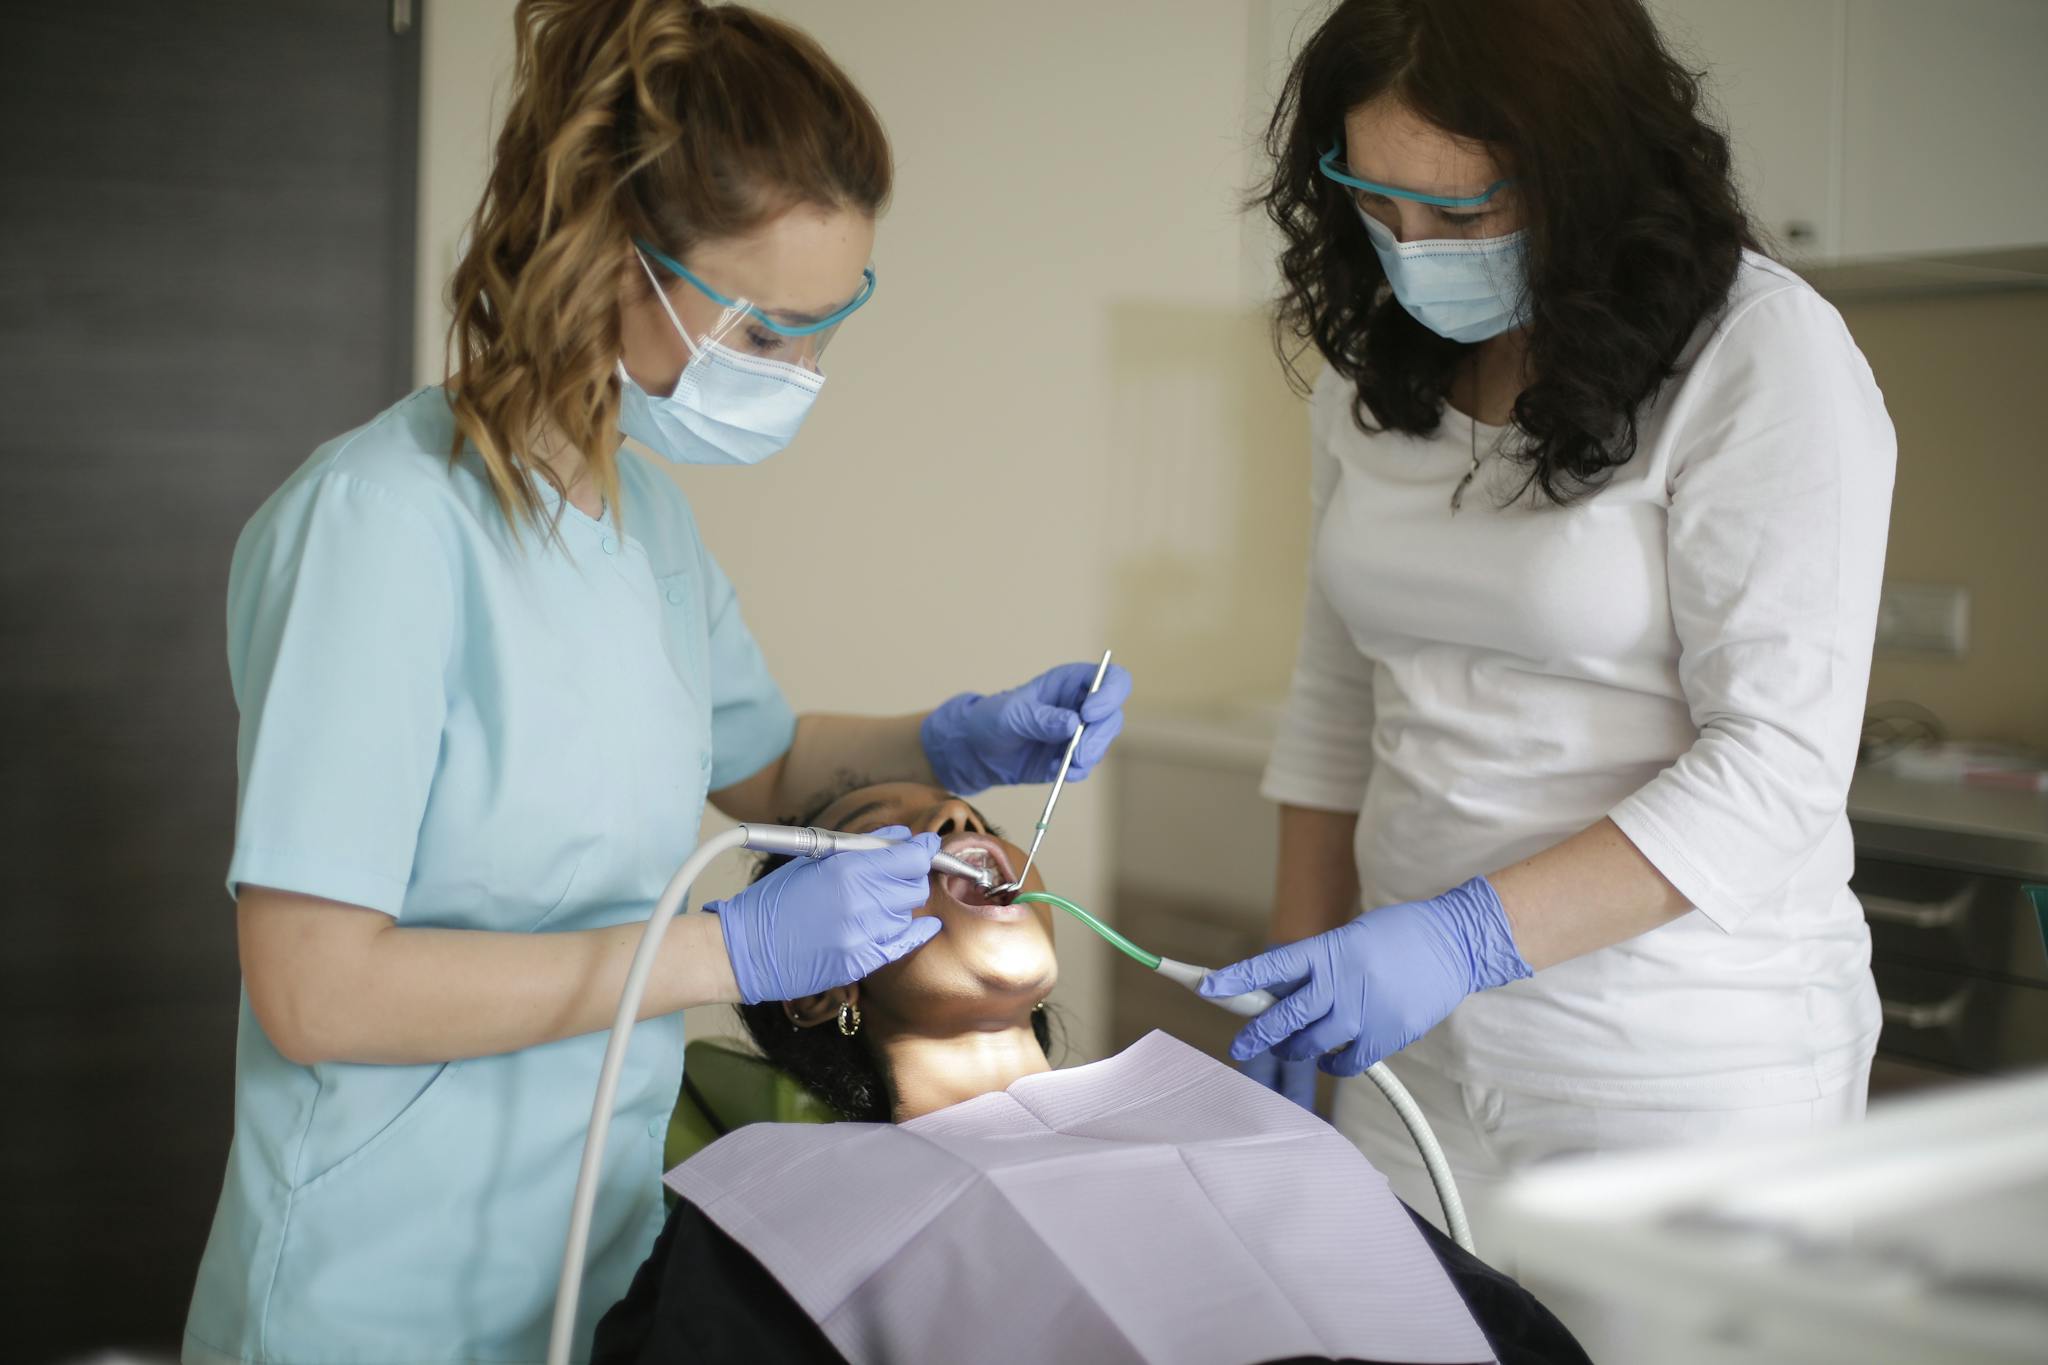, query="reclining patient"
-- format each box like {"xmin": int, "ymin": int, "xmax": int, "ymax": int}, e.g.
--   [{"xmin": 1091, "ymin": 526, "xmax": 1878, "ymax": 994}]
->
[{"xmin": 593, "ymin": 782, "xmax": 1585, "ymax": 1365}]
